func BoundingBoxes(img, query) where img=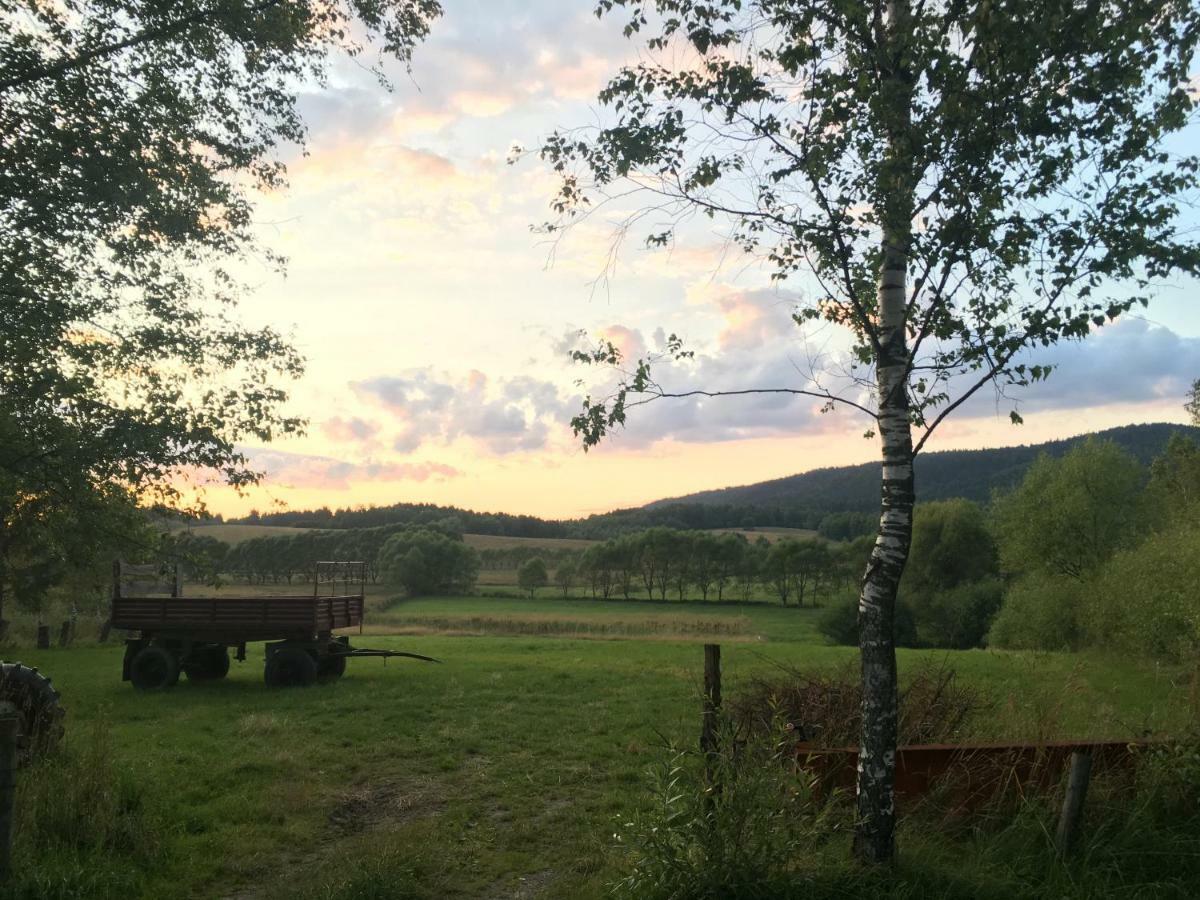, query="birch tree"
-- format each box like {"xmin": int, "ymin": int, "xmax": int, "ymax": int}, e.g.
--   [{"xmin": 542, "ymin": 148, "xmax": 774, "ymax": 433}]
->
[{"xmin": 537, "ymin": 0, "xmax": 1200, "ymax": 862}]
